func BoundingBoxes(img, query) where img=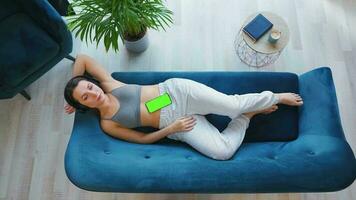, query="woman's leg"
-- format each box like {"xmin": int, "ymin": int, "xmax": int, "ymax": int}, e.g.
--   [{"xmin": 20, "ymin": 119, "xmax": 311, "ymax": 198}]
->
[
  {"xmin": 177, "ymin": 114, "xmax": 250, "ymax": 160},
  {"xmin": 177, "ymin": 79, "xmax": 279, "ymax": 119}
]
